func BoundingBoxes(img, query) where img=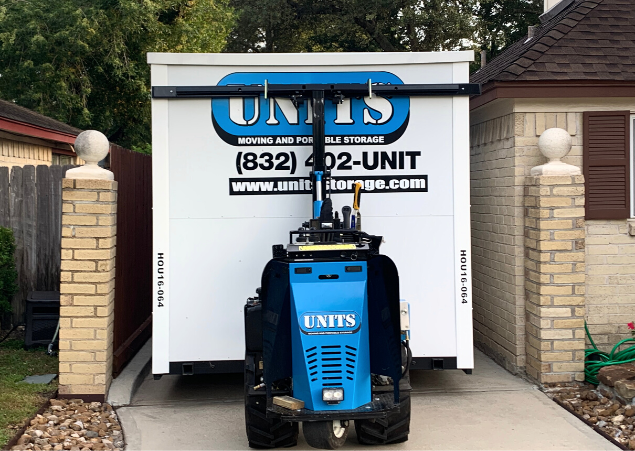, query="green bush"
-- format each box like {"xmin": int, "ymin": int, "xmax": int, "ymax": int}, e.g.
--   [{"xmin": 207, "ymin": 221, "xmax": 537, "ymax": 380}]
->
[{"xmin": 0, "ymin": 227, "xmax": 18, "ymax": 314}]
